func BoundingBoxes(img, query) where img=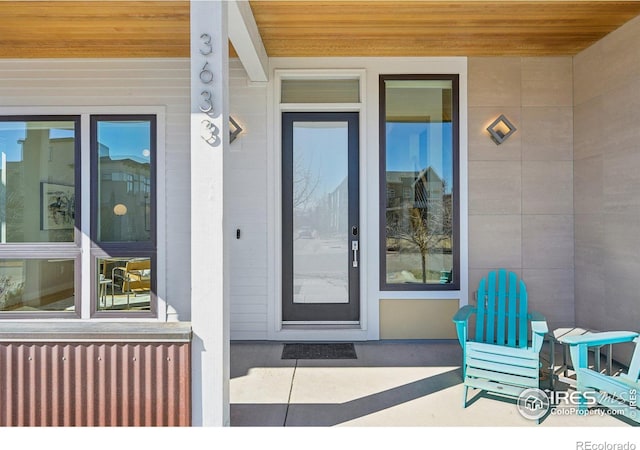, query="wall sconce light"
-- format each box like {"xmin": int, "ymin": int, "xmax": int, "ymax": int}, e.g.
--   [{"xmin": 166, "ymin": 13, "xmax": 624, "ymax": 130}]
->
[
  {"xmin": 487, "ymin": 114, "xmax": 517, "ymax": 145},
  {"xmin": 113, "ymin": 203, "xmax": 128, "ymax": 216},
  {"xmin": 229, "ymin": 116, "xmax": 243, "ymax": 143}
]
